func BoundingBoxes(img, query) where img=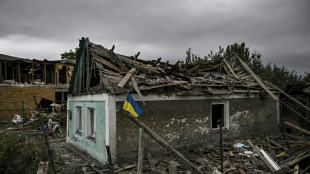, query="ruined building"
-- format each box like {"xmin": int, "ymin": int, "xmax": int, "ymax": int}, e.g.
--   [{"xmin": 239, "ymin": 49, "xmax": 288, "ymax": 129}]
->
[
  {"xmin": 0, "ymin": 53, "xmax": 75, "ymax": 119},
  {"xmin": 66, "ymin": 38, "xmax": 280, "ymax": 164}
]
